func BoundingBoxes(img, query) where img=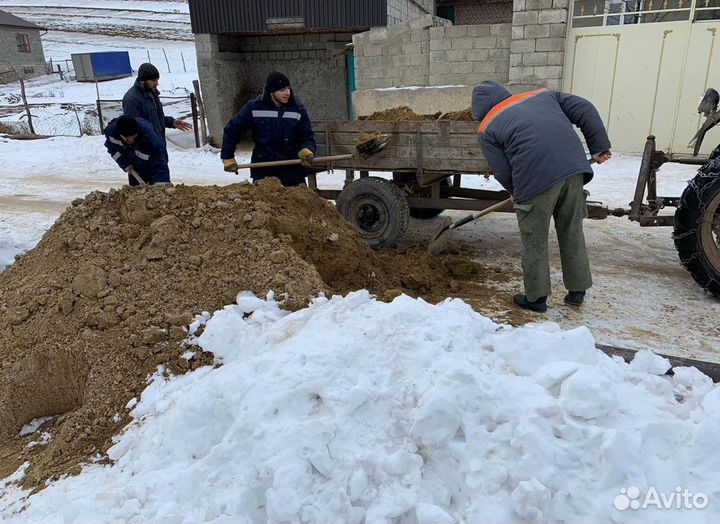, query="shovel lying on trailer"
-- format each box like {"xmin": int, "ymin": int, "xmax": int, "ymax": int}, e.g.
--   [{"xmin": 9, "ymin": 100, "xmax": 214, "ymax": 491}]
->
[
  {"xmin": 427, "ymin": 158, "xmax": 600, "ymax": 256},
  {"xmin": 227, "ymin": 132, "xmax": 390, "ymax": 172}
]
